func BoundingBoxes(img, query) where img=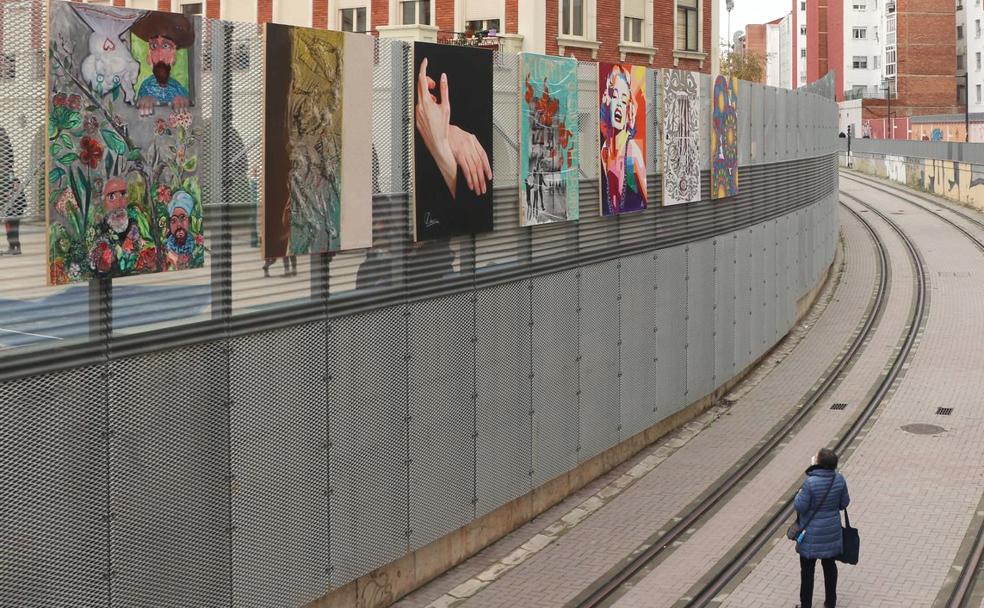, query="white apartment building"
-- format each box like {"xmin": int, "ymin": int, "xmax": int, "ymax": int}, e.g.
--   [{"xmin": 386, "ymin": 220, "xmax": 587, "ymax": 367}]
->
[
  {"xmin": 766, "ymin": 12, "xmax": 793, "ymax": 89},
  {"xmin": 843, "ymin": 0, "xmax": 885, "ymax": 99},
  {"xmin": 796, "ymin": 0, "xmax": 807, "ymax": 88},
  {"xmin": 767, "ymin": 18, "xmax": 781, "ymax": 86},
  {"xmin": 957, "ymin": 0, "xmax": 984, "ymax": 111}
]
